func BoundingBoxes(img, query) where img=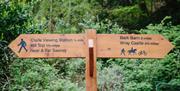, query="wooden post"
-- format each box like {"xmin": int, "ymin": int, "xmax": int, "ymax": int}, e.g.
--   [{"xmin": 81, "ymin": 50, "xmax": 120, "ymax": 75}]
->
[{"xmin": 85, "ymin": 29, "xmax": 97, "ymax": 91}]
